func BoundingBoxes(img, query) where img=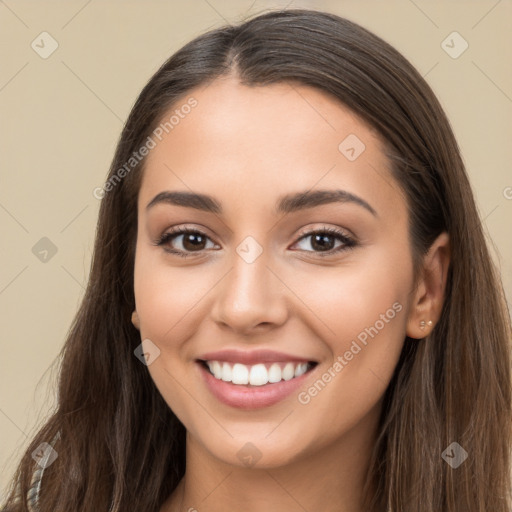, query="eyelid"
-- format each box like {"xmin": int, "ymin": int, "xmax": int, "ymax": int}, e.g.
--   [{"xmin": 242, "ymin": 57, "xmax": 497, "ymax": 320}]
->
[
  {"xmin": 294, "ymin": 224, "xmax": 355, "ymax": 242},
  {"xmin": 154, "ymin": 223, "xmax": 218, "ymax": 245}
]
